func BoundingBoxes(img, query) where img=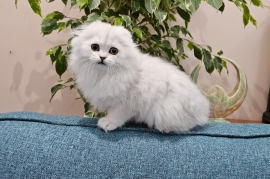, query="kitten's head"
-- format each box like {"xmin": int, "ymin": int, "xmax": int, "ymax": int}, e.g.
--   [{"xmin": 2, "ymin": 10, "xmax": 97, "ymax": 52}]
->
[{"xmin": 70, "ymin": 21, "xmax": 137, "ymax": 73}]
